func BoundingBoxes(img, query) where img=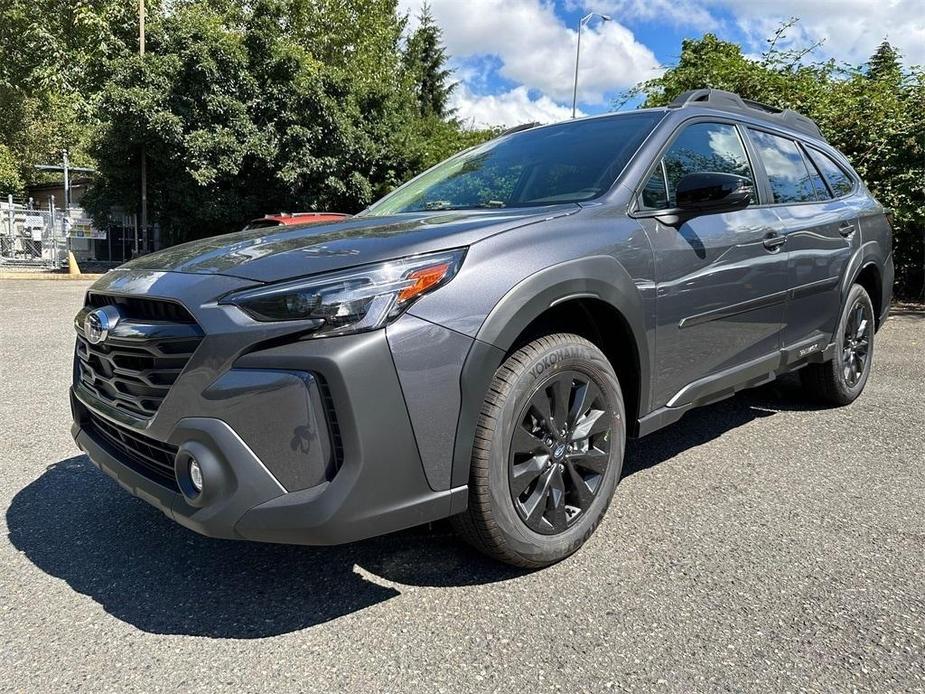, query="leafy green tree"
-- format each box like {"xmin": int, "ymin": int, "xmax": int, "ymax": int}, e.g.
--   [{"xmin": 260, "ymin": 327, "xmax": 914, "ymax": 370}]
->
[
  {"xmin": 84, "ymin": 0, "xmax": 488, "ymax": 244},
  {"xmin": 0, "ymin": 0, "xmax": 146, "ymax": 186},
  {"xmin": 402, "ymin": 2, "xmax": 456, "ymax": 119},
  {"xmin": 0, "ymin": 144, "xmax": 24, "ymax": 195},
  {"xmin": 626, "ymin": 27, "xmax": 925, "ymax": 299}
]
